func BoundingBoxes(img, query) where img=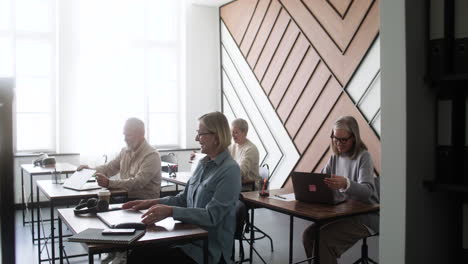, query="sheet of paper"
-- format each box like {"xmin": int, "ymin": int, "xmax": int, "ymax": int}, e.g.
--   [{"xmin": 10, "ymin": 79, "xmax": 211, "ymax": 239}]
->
[
  {"xmin": 63, "ymin": 169, "xmax": 96, "ymax": 188},
  {"xmin": 269, "ymin": 193, "xmax": 296, "ymax": 202}
]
